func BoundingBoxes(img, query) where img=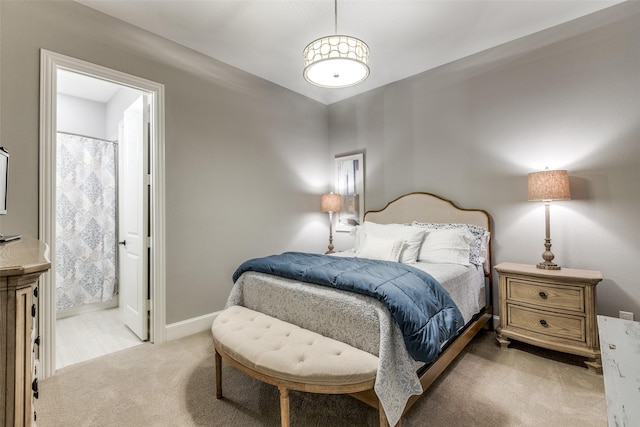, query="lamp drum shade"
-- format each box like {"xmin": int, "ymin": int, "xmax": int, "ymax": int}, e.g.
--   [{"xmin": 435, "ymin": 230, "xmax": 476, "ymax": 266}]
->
[
  {"xmin": 321, "ymin": 193, "xmax": 342, "ymax": 213},
  {"xmin": 528, "ymin": 169, "xmax": 571, "ymax": 201}
]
